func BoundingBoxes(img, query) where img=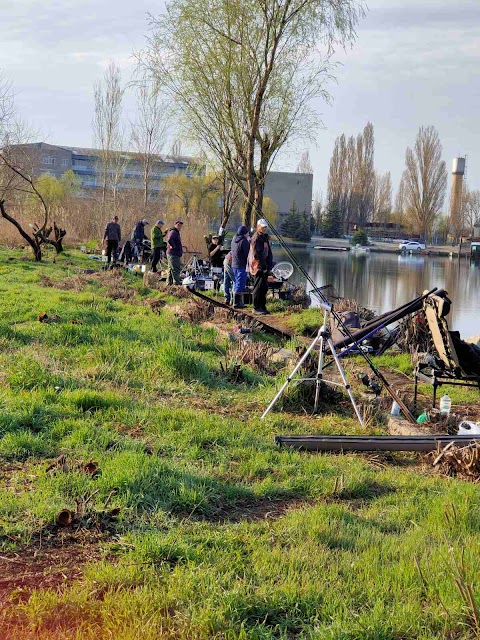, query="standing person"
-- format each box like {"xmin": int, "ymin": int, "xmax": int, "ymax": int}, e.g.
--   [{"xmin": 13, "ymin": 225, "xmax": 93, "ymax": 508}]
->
[
  {"xmin": 223, "ymin": 250, "xmax": 234, "ymax": 305},
  {"xmin": 166, "ymin": 220, "xmax": 184, "ymax": 285},
  {"xmin": 231, "ymin": 225, "xmax": 250, "ymax": 309},
  {"xmin": 248, "ymin": 218, "xmax": 273, "ymax": 315},
  {"xmin": 150, "ymin": 219, "xmax": 166, "ymax": 273},
  {"xmin": 103, "ymin": 215, "xmax": 121, "ymax": 267},
  {"xmin": 208, "ymin": 235, "xmax": 224, "ymax": 268},
  {"xmin": 132, "ymin": 218, "xmax": 149, "ymax": 262}
]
